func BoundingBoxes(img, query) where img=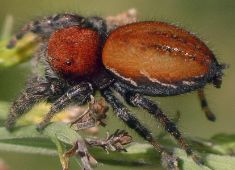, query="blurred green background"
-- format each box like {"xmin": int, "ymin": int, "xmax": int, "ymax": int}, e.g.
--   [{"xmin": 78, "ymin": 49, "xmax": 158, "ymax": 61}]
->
[{"xmin": 0, "ymin": 0, "xmax": 234, "ymax": 169}]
